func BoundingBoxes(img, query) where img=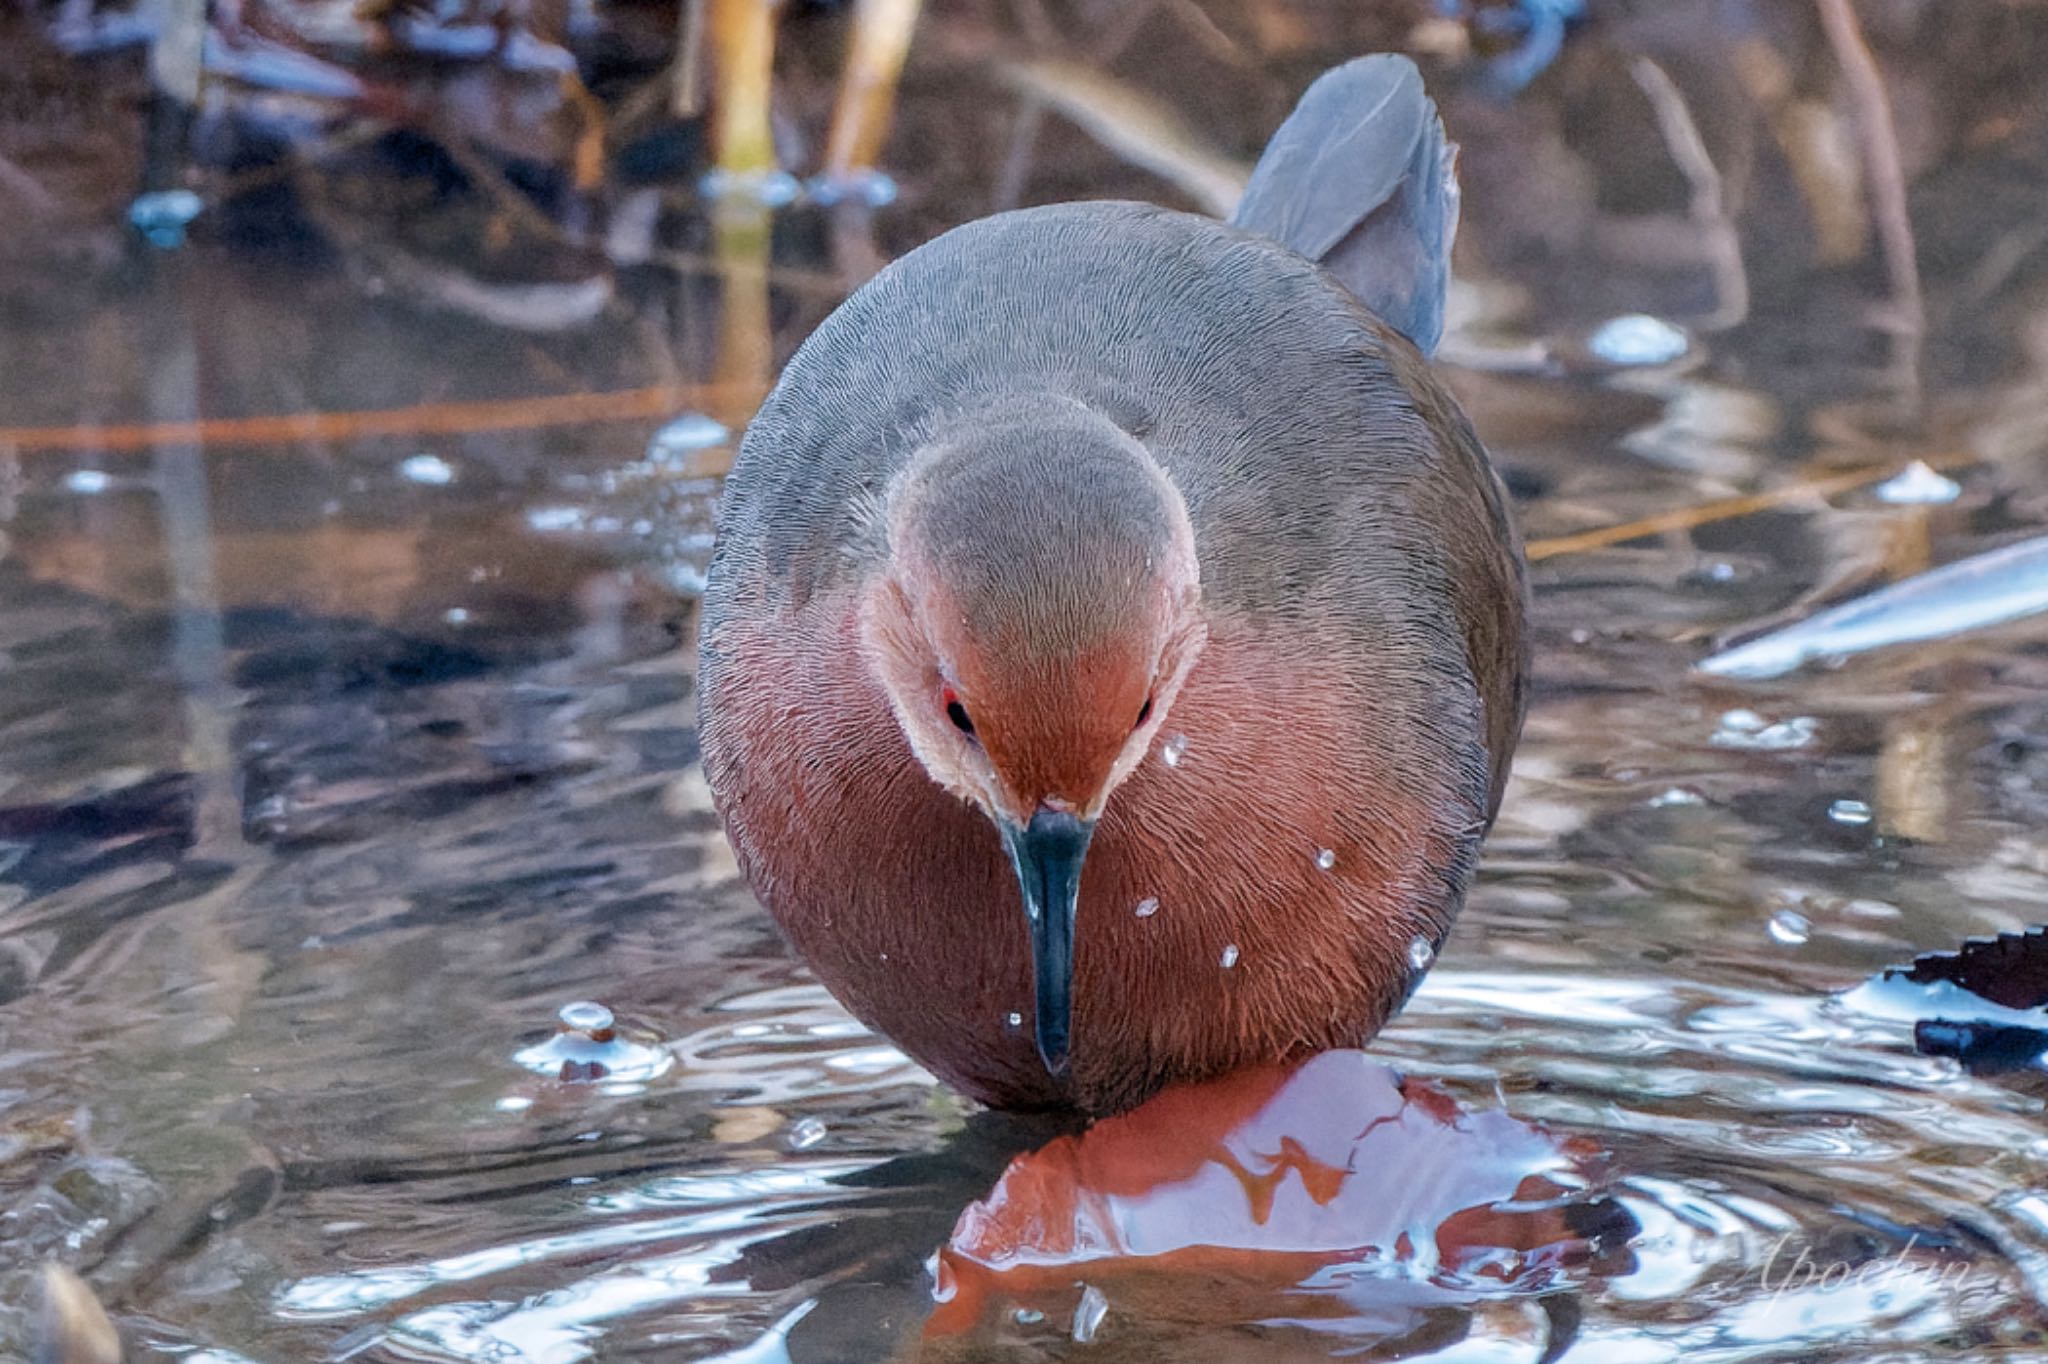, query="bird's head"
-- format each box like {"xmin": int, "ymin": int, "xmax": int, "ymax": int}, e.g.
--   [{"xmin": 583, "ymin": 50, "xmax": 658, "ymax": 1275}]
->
[{"xmin": 858, "ymin": 399, "xmax": 1207, "ymax": 1076}]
